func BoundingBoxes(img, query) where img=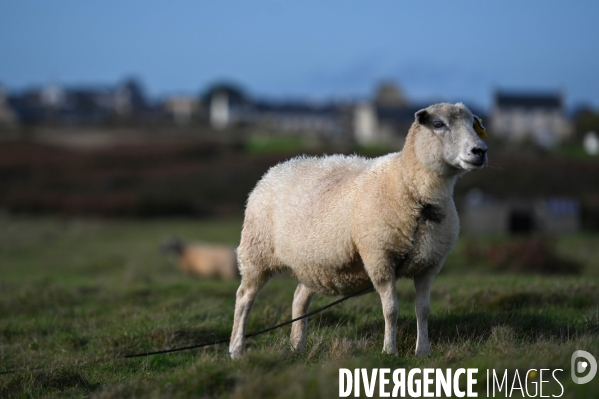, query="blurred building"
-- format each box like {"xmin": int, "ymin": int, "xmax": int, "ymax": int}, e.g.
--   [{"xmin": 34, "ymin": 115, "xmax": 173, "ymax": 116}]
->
[
  {"xmin": 372, "ymin": 105, "xmax": 423, "ymax": 145},
  {"xmin": 583, "ymin": 131, "xmax": 599, "ymax": 155},
  {"xmin": 164, "ymin": 95, "xmax": 201, "ymax": 125},
  {"xmin": 202, "ymin": 83, "xmax": 249, "ymax": 130},
  {"xmin": 7, "ymin": 78, "xmax": 152, "ymax": 125},
  {"xmin": 210, "ymin": 91, "xmax": 231, "ymax": 129},
  {"xmin": 252, "ymin": 100, "xmax": 344, "ymax": 138},
  {"xmin": 7, "ymin": 88, "xmax": 45, "ymax": 123},
  {"xmin": 460, "ymin": 190, "xmax": 510, "ymax": 235},
  {"xmin": 354, "ymin": 102, "xmax": 378, "ymax": 144},
  {"xmin": 538, "ymin": 198, "xmax": 581, "ymax": 233},
  {"xmin": 461, "ymin": 190, "xmax": 580, "ymax": 235},
  {"xmin": 490, "ymin": 91, "xmax": 573, "ymax": 147},
  {"xmin": 0, "ymin": 87, "xmax": 18, "ymax": 128},
  {"xmin": 40, "ymin": 82, "xmax": 66, "ymax": 109},
  {"xmin": 113, "ymin": 78, "xmax": 148, "ymax": 117},
  {"xmin": 374, "ymin": 81, "xmax": 407, "ymax": 108},
  {"xmin": 202, "ymin": 82, "xmax": 347, "ymax": 137},
  {"xmin": 62, "ymin": 88, "xmax": 118, "ymax": 122},
  {"xmin": 353, "ymin": 81, "xmax": 418, "ymax": 146}
]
